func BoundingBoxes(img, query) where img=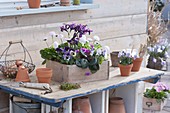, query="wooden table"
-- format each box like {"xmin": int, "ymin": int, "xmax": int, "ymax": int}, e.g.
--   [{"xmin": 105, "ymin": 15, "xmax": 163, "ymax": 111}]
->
[{"xmin": 0, "ymin": 67, "xmax": 165, "ymax": 113}]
